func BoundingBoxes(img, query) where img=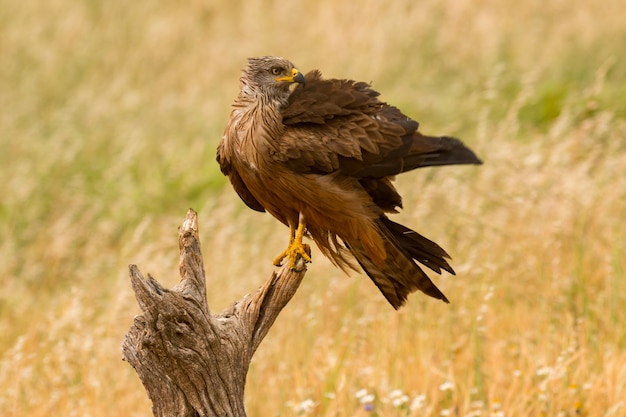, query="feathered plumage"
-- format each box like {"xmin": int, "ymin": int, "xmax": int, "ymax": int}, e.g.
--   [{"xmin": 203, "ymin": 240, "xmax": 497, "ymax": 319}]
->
[{"xmin": 217, "ymin": 56, "xmax": 482, "ymax": 309}]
